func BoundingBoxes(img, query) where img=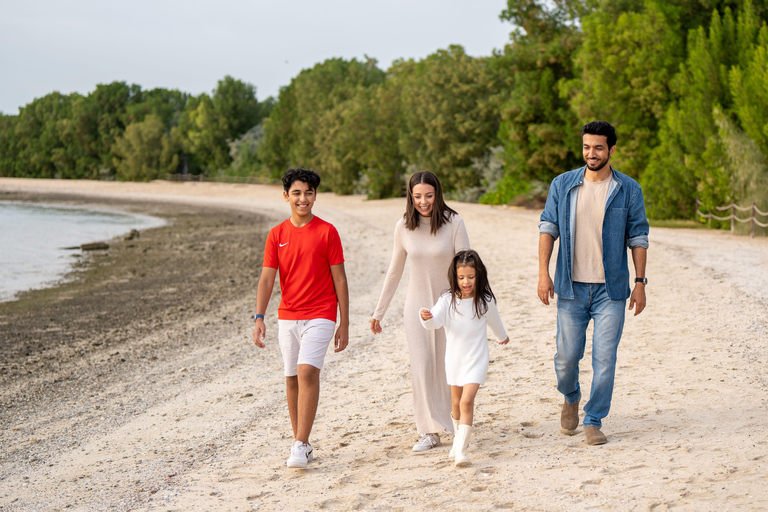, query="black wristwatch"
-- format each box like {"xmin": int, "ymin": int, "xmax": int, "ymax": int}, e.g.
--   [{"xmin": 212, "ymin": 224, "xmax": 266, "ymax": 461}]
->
[{"xmin": 634, "ymin": 277, "xmax": 648, "ymax": 285}]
